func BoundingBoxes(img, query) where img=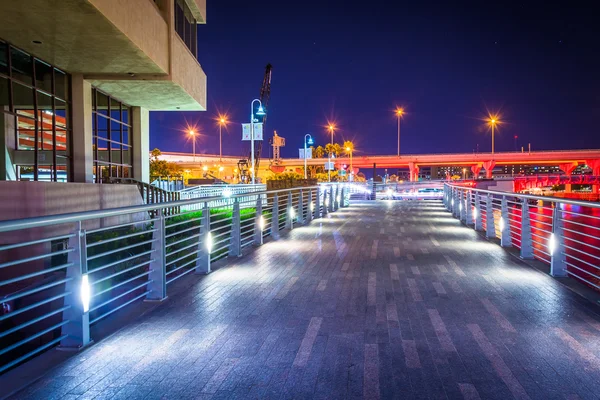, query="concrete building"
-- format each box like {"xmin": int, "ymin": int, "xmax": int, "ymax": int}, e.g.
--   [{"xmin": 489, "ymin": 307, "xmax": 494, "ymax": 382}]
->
[{"xmin": 0, "ymin": 0, "xmax": 207, "ymax": 185}]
